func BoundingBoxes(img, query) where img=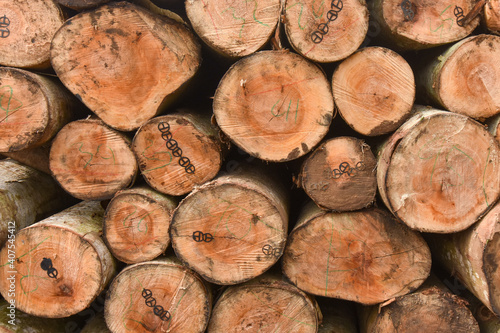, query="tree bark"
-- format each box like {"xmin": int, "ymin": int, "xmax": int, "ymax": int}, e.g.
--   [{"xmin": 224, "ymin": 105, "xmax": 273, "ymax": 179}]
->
[
  {"xmin": 426, "ymin": 199, "xmax": 500, "ymax": 317},
  {"xmin": 282, "ymin": 203, "xmax": 431, "ymax": 304},
  {"xmin": 104, "ymin": 257, "xmax": 211, "ymax": 333},
  {"xmin": 51, "ymin": 1, "xmax": 202, "ymax": 131},
  {"xmin": 185, "ymin": 0, "xmax": 281, "ymax": 58},
  {"xmin": 103, "ymin": 186, "xmax": 178, "ymax": 264},
  {"xmin": 0, "ymin": 201, "xmax": 117, "ymax": 318},
  {"xmin": 55, "ymin": 0, "xmax": 110, "ymax": 10},
  {"xmin": 132, "ymin": 111, "xmax": 226, "ymax": 196},
  {"xmin": 416, "ymin": 34, "xmax": 500, "ymax": 121},
  {"xmin": 283, "ymin": 0, "xmax": 369, "ymax": 63},
  {"xmin": 0, "ymin": 0, "xmax": 65, "ymax": 69},
  {"xmin": 213, "ymin": 50, "xmax": 334, "ymax": 162},
  {"xmin": 368, "ymin": 0, "xmax": 479, "ymax": 50},
  {"xmin": 299, "ymin": 136, "xmax": 377, "ymax": 211},
  {"xmin": 2, "ymin": 144, "xmax": 51, "ymax": 174},
  {"xmin": 171, "ymin": 166, "xmax": 288, "ymax": 285},
  {"xmin": 358, "ymin": 276, "xmax": 480, "ymax": 333},
  {"xmin": 332, "ymin": 46, "xmax": 415, "ymax": 136},
  {"xmin": 377, "ymin": 106, "xmax": 500, "ymax": 233},
  {"xmin": 49, "ymin": 118, "xmax": 138, "ymax": 201},
  {"xmin": 0, "ymin": 67, "xmax": 73, "ymax": 153},
  {"xmin": 0, "ymin": 159, "xmax": 72, "ymax": 246},
  {"xmin": 207, "ymin": 274, "xmax": 320, "ymax": 332}
]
